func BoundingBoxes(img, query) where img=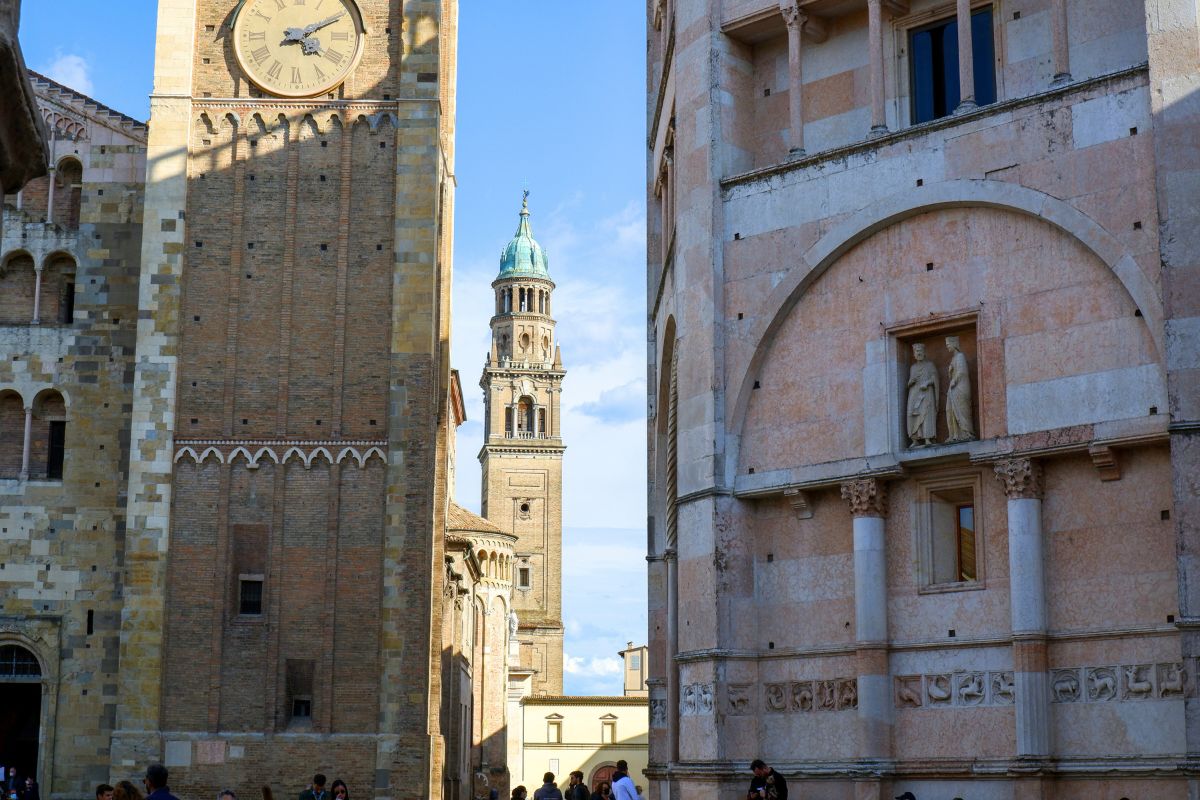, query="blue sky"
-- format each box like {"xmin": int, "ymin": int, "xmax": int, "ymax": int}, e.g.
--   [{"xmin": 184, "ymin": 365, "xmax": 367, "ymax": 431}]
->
[{"xmin": 20, "ymin": 2, "xmax": 648, "ymax": 695}]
